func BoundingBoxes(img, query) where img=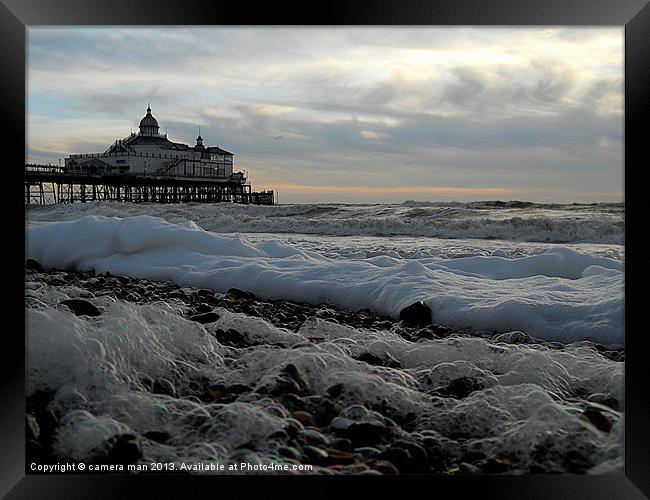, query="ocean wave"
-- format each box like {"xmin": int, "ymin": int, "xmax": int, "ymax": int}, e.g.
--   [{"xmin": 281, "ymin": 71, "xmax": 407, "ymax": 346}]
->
[
  {"xmin": 26, "ymin": 215, "xmax": 624, "ymax": 346},
  {"xmin": 27, "ymin": 201, "xmax": 624, "ymax": 244}
]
